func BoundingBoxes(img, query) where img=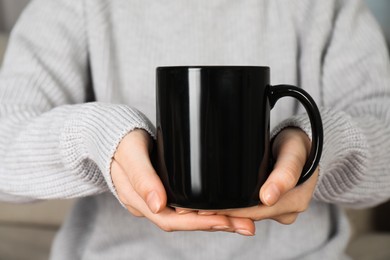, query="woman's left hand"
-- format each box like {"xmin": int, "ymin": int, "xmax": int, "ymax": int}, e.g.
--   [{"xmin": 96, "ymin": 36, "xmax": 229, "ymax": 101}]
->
[{"xmin": 192, "ymin": 127, "xmax": 319, "ymax": 225}]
